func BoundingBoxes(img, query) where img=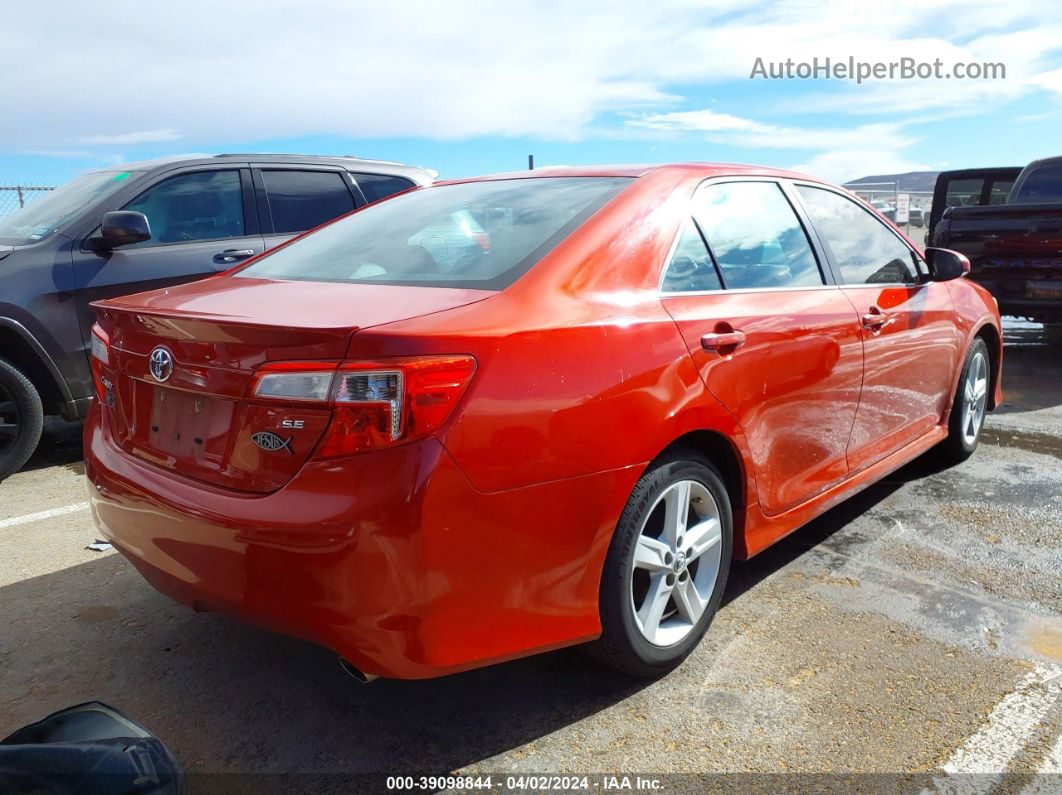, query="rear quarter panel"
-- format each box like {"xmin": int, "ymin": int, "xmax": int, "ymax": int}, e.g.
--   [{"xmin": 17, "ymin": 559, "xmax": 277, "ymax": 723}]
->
[{"xmin": 344, "ymin": 169, "xmax": 757, "ymax": 496}]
